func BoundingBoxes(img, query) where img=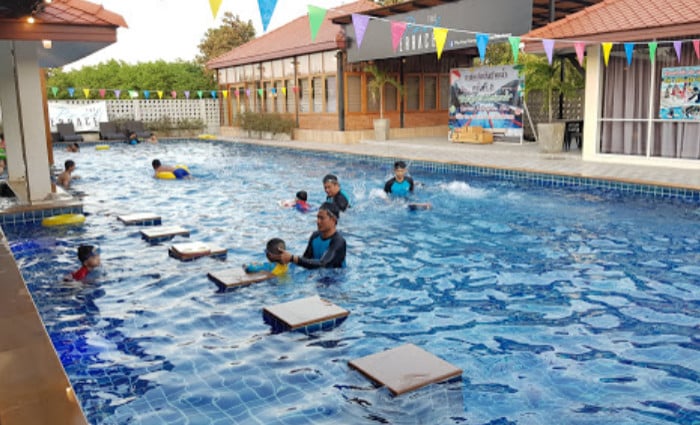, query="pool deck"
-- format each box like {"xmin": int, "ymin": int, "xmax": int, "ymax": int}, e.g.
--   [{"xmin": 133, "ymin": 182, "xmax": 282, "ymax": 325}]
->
[{"xmin": 223, "ymin": 135, "xmax": 700, "ymax": 191}]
